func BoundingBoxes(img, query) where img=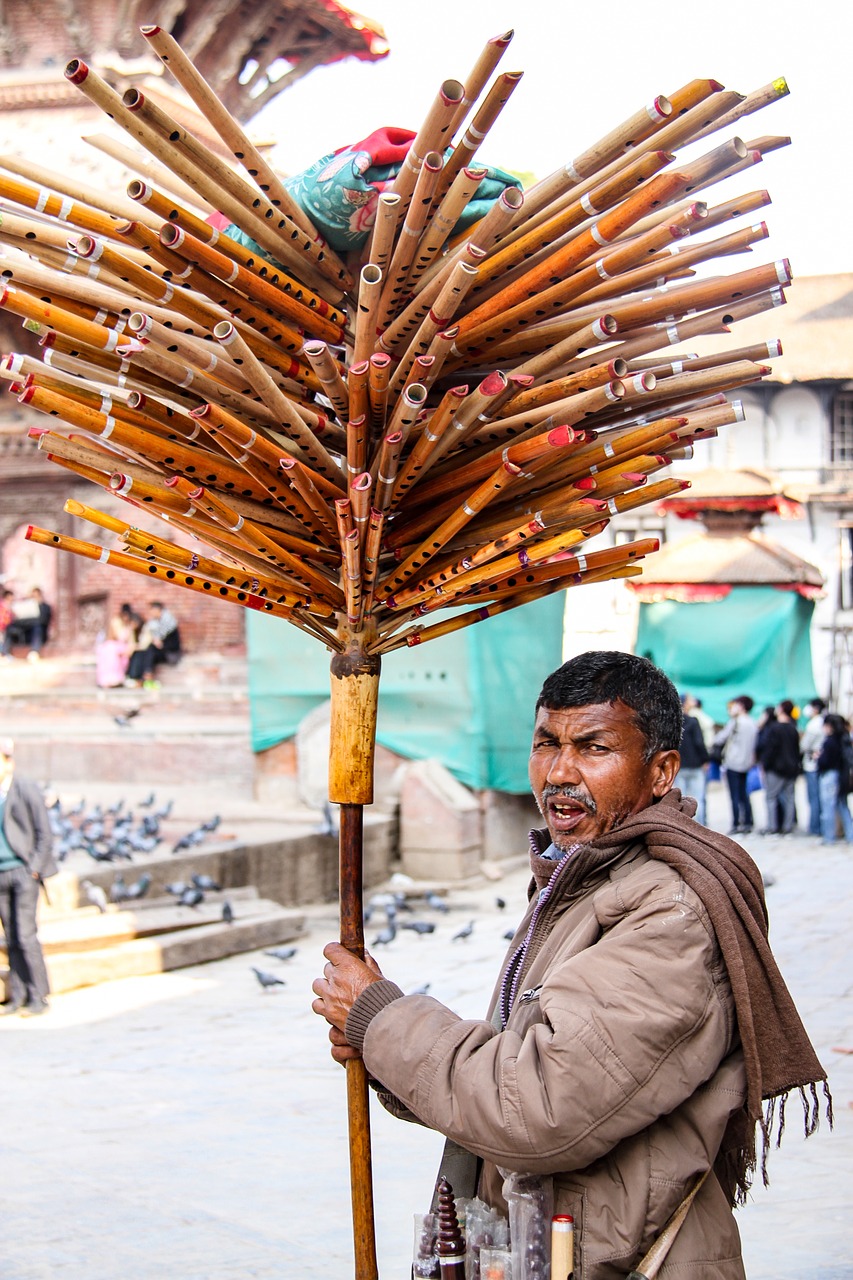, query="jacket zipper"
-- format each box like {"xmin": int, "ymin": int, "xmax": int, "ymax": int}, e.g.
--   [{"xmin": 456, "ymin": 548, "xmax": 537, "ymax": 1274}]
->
[{"xmin": 499, "ymin": 851, "xmax": 572, "ymax": 1028}]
